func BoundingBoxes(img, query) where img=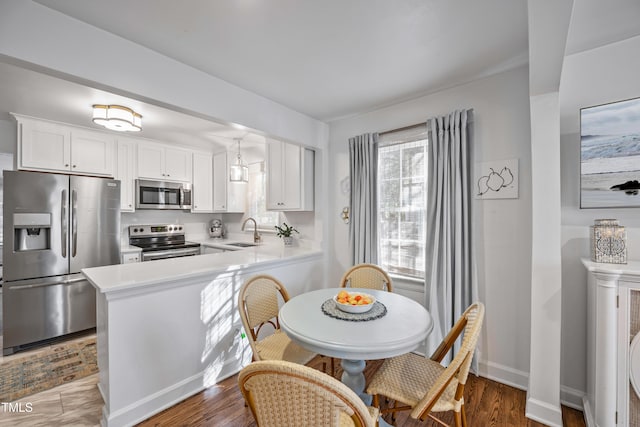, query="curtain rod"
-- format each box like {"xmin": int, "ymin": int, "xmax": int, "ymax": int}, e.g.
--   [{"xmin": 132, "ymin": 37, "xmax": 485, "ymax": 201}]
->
[
  {"xmin": 378, "ymin": 109, "xmax": 474, "ymax": 136},
  {"xmin": 378, "ymin": 122, "xmax": 426, "ymax": 136}
]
